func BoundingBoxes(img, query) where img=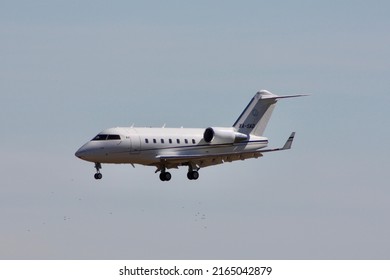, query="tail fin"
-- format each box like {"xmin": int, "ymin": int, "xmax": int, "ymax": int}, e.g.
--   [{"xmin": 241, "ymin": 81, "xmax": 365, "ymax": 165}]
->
[{"xmin": 233, "ymin": 90, "xmax": 305, "ymax": 136}]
